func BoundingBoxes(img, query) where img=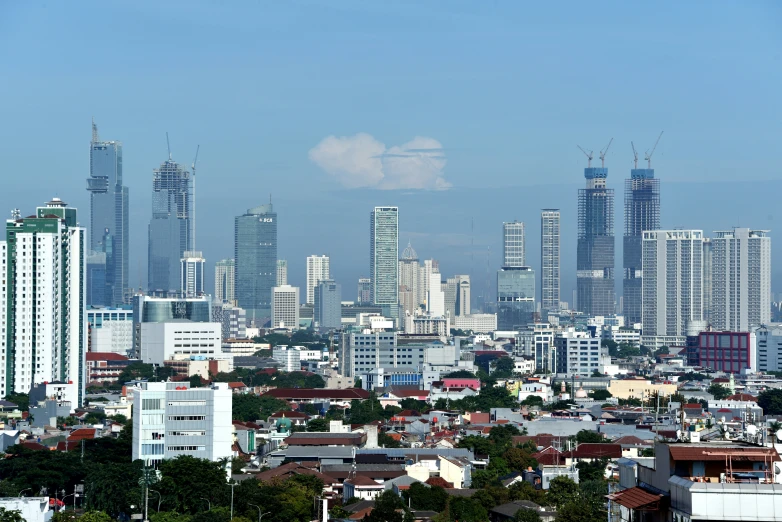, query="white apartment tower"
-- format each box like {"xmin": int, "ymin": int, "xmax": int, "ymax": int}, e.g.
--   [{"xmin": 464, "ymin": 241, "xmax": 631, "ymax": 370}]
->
[
  {"xmin": 370, "ymin": 207, "xmax": 399, "ymax": 318},
  {"xmin": 541, "ymin": 210, "xmax": 560, "ymax": 312},
  {"xmin": 399, "ymin": 242, "xmax": 421, "ymax": 314},
  {"xmin": 272, "ymin": 285, "xmax": 300, "ymax": 330},
  {"xmin": 427, "ymin": 272, "xmax": 445, "ymax": 317},
  {"xmin": 214, "ymin": 259, "xmax": 235, "ymax": 304},
  {"xmin": 642, "ymin": 230, "xmax": 704, "ymax": 337},
  {"xmin": 711, "ymin": 228, "xmax": 771, "ymax": 331},
  {"xmin": 180, "ymin": 251, "xmax": 205, "ymax": 298},
  {"xmin": 306, "ymin": 255, "xmax": 330, "ymax": 305},
  {"xmin": 503, "ymin": 221, "xmax": 526, "ymax": 267},
  {"xmin": 276, "ymin": 259, "xmax": 288, "ymax": 286},
  {"xmin": 445, "ymin": 275, "xmax": 471, "ymax": 317},
  {"xmin": 0, "ymin": 199, "xmax": 87, "ymax": 405}
]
